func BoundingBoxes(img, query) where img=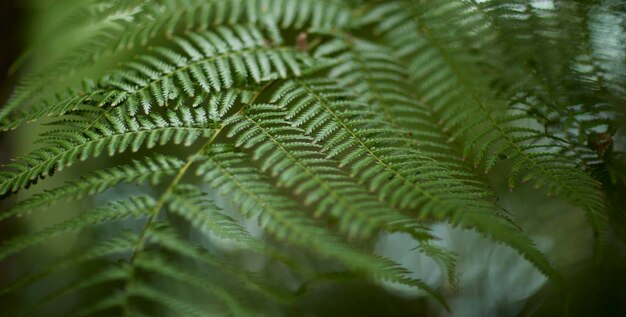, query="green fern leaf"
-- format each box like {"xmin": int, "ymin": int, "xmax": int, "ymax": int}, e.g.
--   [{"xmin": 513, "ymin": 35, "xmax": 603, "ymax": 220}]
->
[
  {"xmin": 2, "ymin": 0, "xmax": 621, "ymax": 314},
  {"xmin": 361, "ymin": 0, "xmax": 608, "ymax": 242},
  {"xmin": 195, "ymin": 144, "xmax": 450, "ymax": 309},
  {"xmin": 224, "ymin": 106, "xmax": 434, "ymax": 240},
  {"xmin": 0, "ymin": 155, "xmax": 184, "ymax": 221},
  {"xmin": 0, "ymin": 106, "xmax": 215, "ymax": 195},
  {"xmin": 0, "ymin": 195, "xmax": 154, "ymax": 262}
]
